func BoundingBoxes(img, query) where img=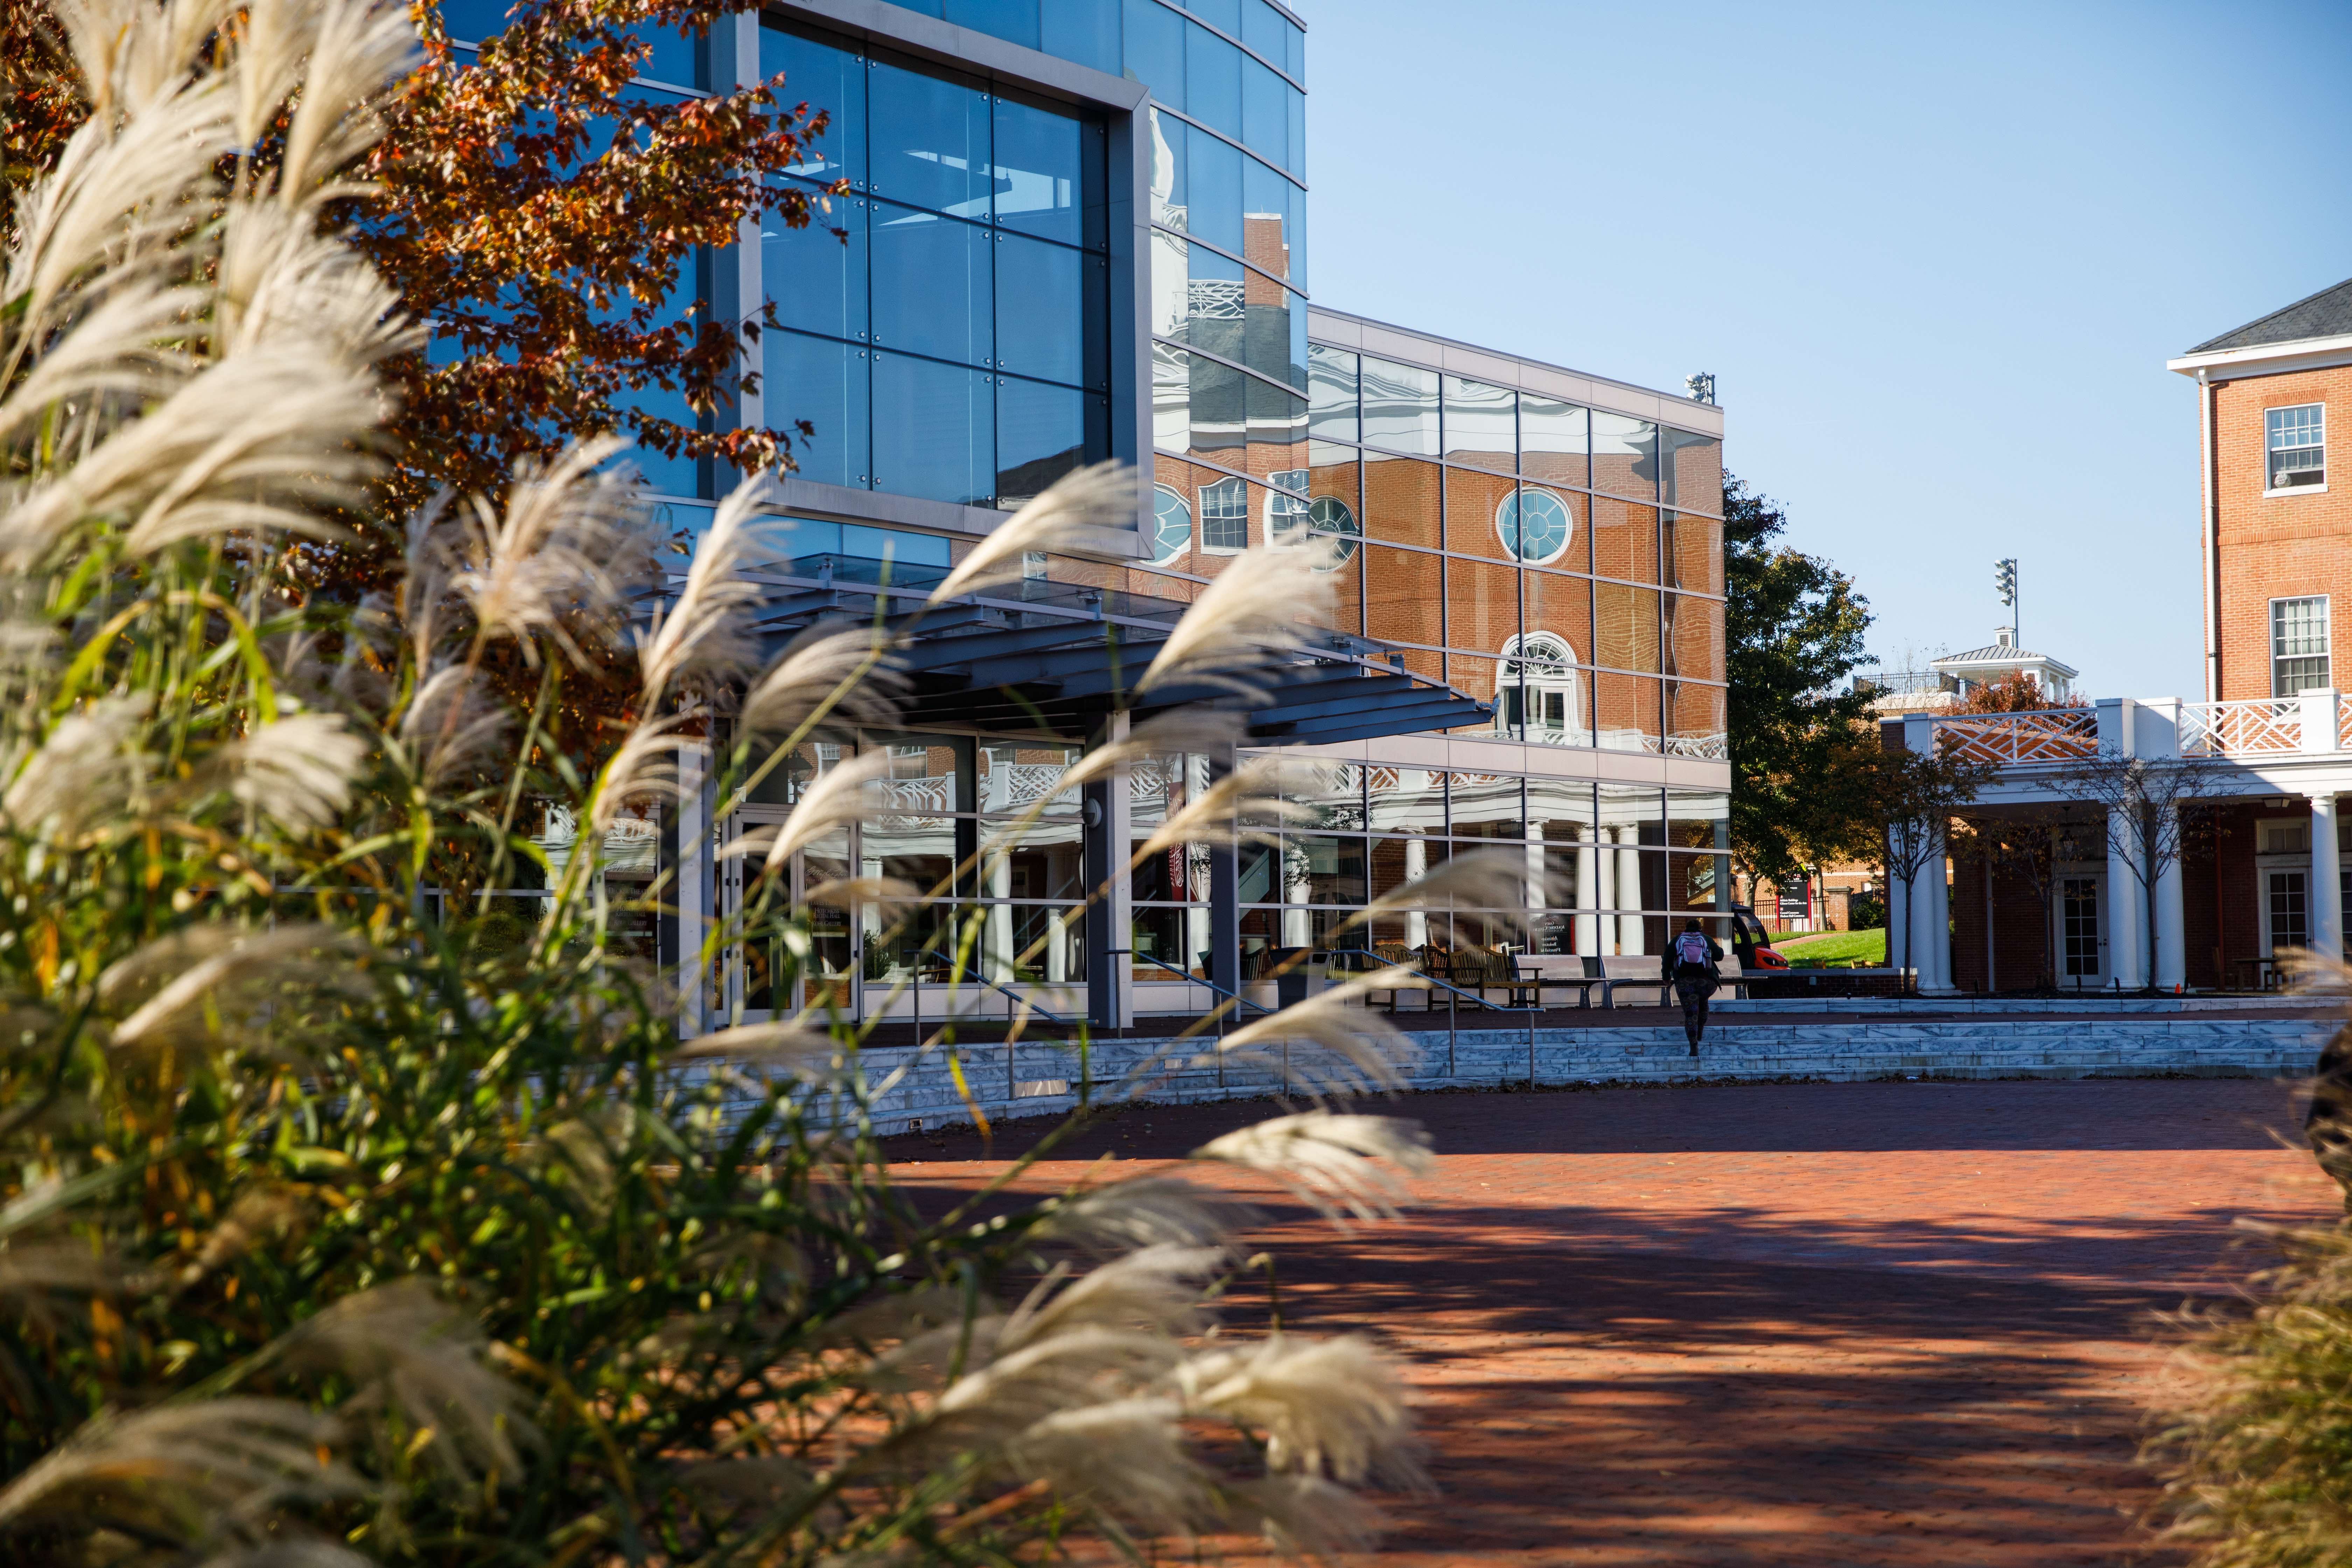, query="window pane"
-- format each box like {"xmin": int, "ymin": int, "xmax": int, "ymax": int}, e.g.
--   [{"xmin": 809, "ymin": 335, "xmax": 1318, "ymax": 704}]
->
[
  {"xmin": 1502, "ymin": 659, "xmax": 1591, "ymax": 747},
  {"xmin": 763, "ymin": 23, "xmax": 866, "ymax": 187},
  {"xmin": 1241, "ymin": 52, "xmax": 1287, "ymax": 166},
  {"xmin": 767, "ymin": 332, "xmax": 871, "ymax": 488},
  {"xmin": 1279, "ymin": 835, "xmax": 1367, "ymax": 905},
  {"xmin": 763, "ymin": 192, "xmax": 867, "ymax": 340},
  {"xmin": 1360, "ymin": 357, "xmax": 1439, "ymax": 454},
  {"xmin": 1593, "ymin": 497, "xmax": 1659, "ymax": 585},
  {"xmin": 997, "ymin": 231, "xmax": 1105, "ymax": 387},
  {"xmin": 873, "ymin": 353, "xmax": 993, "ymax": 506},
  {"xmin": 1596, "ymin": 581, "xmax": 1661, "ymax": 673},
  {"xmin": 868, "ymin": 58, "xmax": 992, "ymax": 217},
  {"xmin": 1665, "ymin": 594, "xmax": 1725, "ymax": 686},
  {"xmin": 980, "ymin": 741, "xmax": 1082, "ymax": 816},
  {"xmin": 1520, "ymin": 396, "xmax": 1587, "ymax": 487},
  {"xmin": 1364, "ymin": 543, "xmax": 1443, "ymax": 647},
  {"xmin": 626, "ymin": 19, "xmax": 707, "ymax": 90},
  {"xmin": 1151, "ymin": 343, "xmax": 1250, "ymax": 462},
  {"xmin": 1667, "ymin": 681, "xmax": 1728, "ymax": 760},
  {"xmin": 1041, "ymin": 0, "xmax": 1120, "ymax": 74},
  {"xmin": 1160, "ymin": 239, "xmax": 1241, "ymax": 351},
  {"xmin": 1308, "ymin": 344, "xmax": 1358, "ymax": 441},
  {"xmin": 1521, "ymin": 572, "xmax": 1591, "ymax": 667},
  {"xmin": 998, "ymin": 376, "xmax": 1105, "ymax": 508},
  {"xmin": 1443, "ymin": 377, "xmax": 1515, "ymax": 472},
  {"xmin": 1184, "ymin": 22, "xmax": 1242, "ymax": 139},
  {"xmin": 1122, "ymin": 0, "xmax": 1185, "ymax": 110},
  {"xmin": 1242, "ymin": 153, "xmax": 1301, "ymax": 284},
  {"xmin": 1242, "ymin": 0, "xmax": 1288, "ymax": 62},
  {"xmin": 871, "ymin": 204, "xmax": 992, "ymax": 368},
  {"xmin": 993, "ymin": 92, "xmax": 1104, "ymax": 249},
  {"xmin": 1592, "ymin": 409, "xmax": 1659, "ymax": 499},
  {"xmin": 1446, "ymin": 556, "xmax": 1519, "ymax": 655},
  {"xmin": 1665, "ymin": 511, "xmax": 1721, "ymax": 595},
  {"xmin": 1285, "ymin": 762, "xmax": 1365, "ymax": 830},
  {"xmin": 1450, "ymin": 773, "xmax": 1524, "ymax": 839},
  {"xmin": 1366, "ymin": 767, "xmax": 1447, "ymax": 835},
  {"xmin": 1595, "ymin": 674, "xmax": 1662, "ymax": 754},
  {"xmin": 2274, "ymin": 596, "xmax": 2332, "ymax": 696},
  {"xmin": 1284, "ymin": 81, "xmax": 1304, "ymax": 179},
  {"xmin": 1183, "ymin": 123, "xmax": 1243, "ymax": 253},
  {"xmin": 2268, "ymin": 404, "xmax": 2327, "ymax": 490},
  {"xmin": 1662, "ymin": 428, "xmax": 1723, "ymax": 516},
  {"xmin": 1362, "ymin": 455, "xmax": 1441, "ymax": 549},
  {"xmin": 944, "ymin": 0, "xmax": 1039, "ymax": 50},
  {"xmin": 1199, "ymin": 474, "xmax": 1250, "ymax": 552}
]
